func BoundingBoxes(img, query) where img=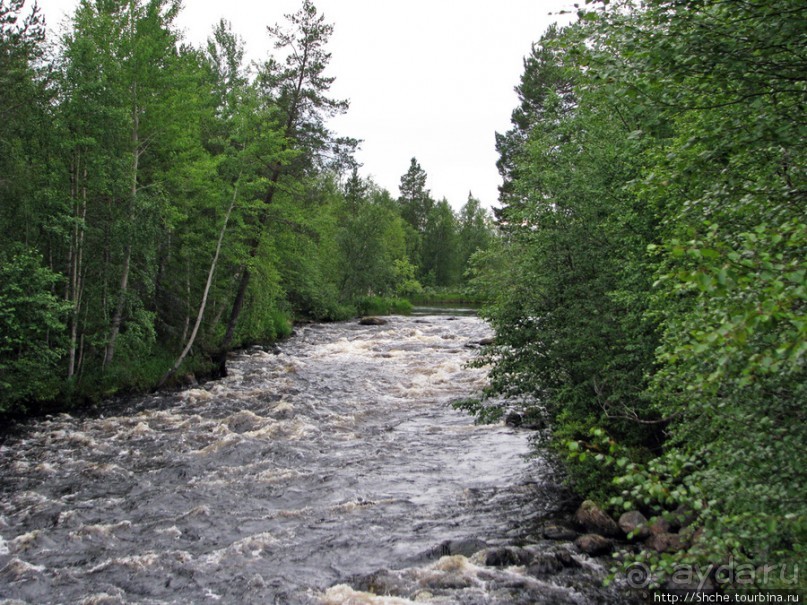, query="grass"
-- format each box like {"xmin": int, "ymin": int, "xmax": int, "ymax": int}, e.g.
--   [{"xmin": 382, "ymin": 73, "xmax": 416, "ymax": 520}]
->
[
  {"xmin": 354, "ymin": 295, "xmax": 413, "ymax": 316},
  {"xmin": 407, "ymin": 287, "xmax": 486, "ymax": 306}
]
